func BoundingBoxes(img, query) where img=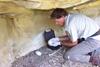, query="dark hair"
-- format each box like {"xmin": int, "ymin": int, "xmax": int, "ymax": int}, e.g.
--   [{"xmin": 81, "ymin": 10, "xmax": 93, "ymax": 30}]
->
[{"xmin": 50, "ymin": 8, "xmax": 68, "ymax": 19}]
